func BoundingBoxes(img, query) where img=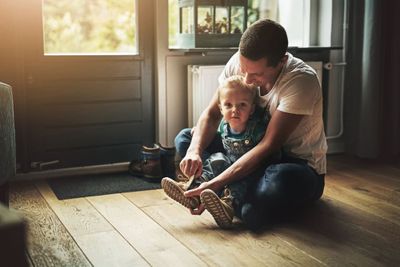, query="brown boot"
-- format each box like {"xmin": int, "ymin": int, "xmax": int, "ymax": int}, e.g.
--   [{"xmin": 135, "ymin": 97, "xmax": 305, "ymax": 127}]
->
[
  {"xmin": 161, "ymin": 177, "xmax": 200, "ymax": 209},
  {"xmin": 129, "ymin": 145, "xmax": 162, "ymax": 182},
  {"xmin": 158, "ymin": 143, "xmax": 176, "ymax": 179},
  {"xmin": 200, "ymin": 188, "xmax": 234, "ymax": 229}
]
